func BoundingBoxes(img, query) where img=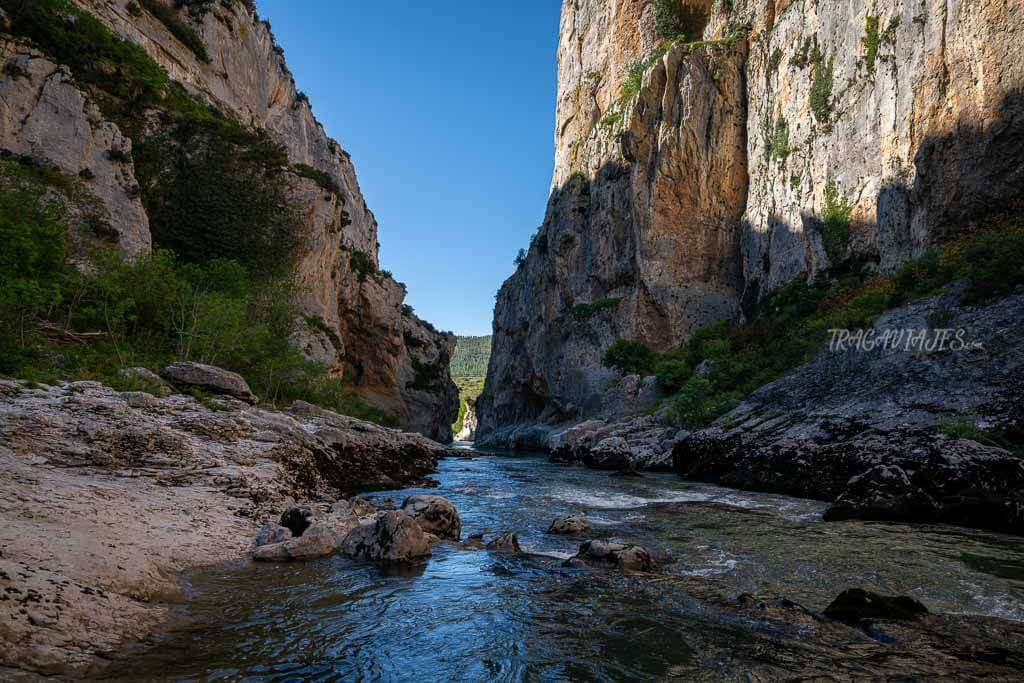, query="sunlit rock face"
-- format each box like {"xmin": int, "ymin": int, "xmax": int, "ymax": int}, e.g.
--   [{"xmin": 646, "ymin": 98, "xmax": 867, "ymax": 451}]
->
[
  {"xmin": 477, "ymin": 0, "xmax": 1024, "ymax": 442},
  {"xmin": 11, "ymin": 0, "xmax": 457, "ymax": 440}
]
